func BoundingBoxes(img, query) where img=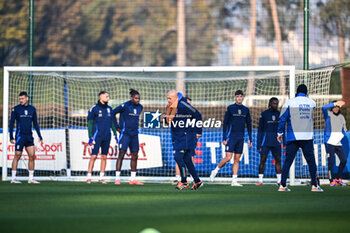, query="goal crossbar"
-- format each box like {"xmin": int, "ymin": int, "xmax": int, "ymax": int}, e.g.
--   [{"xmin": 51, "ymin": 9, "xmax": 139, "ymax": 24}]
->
[{"xmin": 2, "ymin": 66, "xmax": 297, "ymax": 183}]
